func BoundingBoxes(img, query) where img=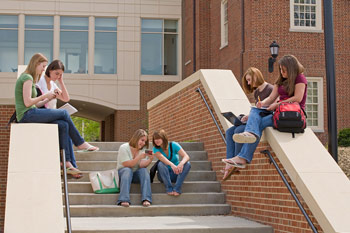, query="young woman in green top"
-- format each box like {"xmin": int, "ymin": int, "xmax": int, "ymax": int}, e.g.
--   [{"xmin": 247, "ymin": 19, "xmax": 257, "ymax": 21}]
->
[{"xmin": 14, "ymin": 53, "xmax": 98, "ymax": 175}]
